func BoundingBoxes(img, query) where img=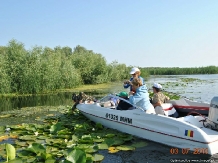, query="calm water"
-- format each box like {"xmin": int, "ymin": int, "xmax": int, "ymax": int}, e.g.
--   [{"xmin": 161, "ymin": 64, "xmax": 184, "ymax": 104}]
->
[
  {"xmin": 1, "ymin": 74, "xmax": 218, "ymax": 112},
  {"xmin": 147, "ymin": 74, "xmax": 218, "ymax": 103}
]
